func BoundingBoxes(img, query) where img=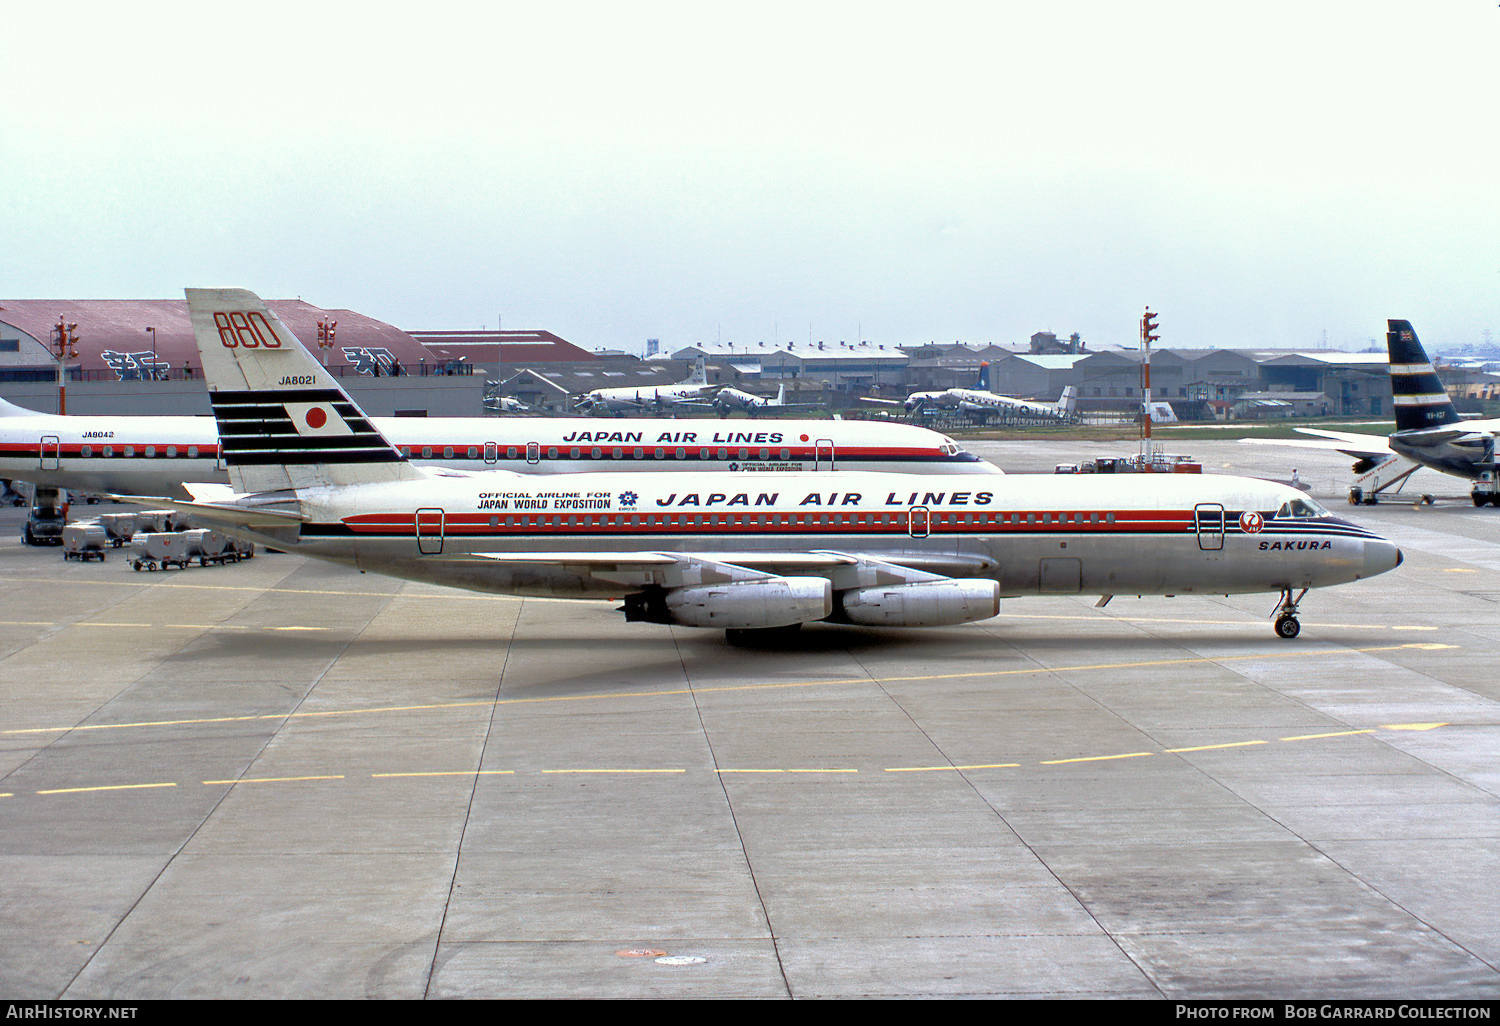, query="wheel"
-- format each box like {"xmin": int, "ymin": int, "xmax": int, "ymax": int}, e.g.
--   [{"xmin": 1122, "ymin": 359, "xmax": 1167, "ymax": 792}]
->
[
  {"xmin": 1274, "ymin": 614, "xmax": 1301, "ymax": 639},
  {"xmin": 1474, "ymin": 494, "xmax": 1487, "ymax": 507},
  {"xmin": 1348, "ymin": 487, "xmax": 1362, "ymax": 505}
]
